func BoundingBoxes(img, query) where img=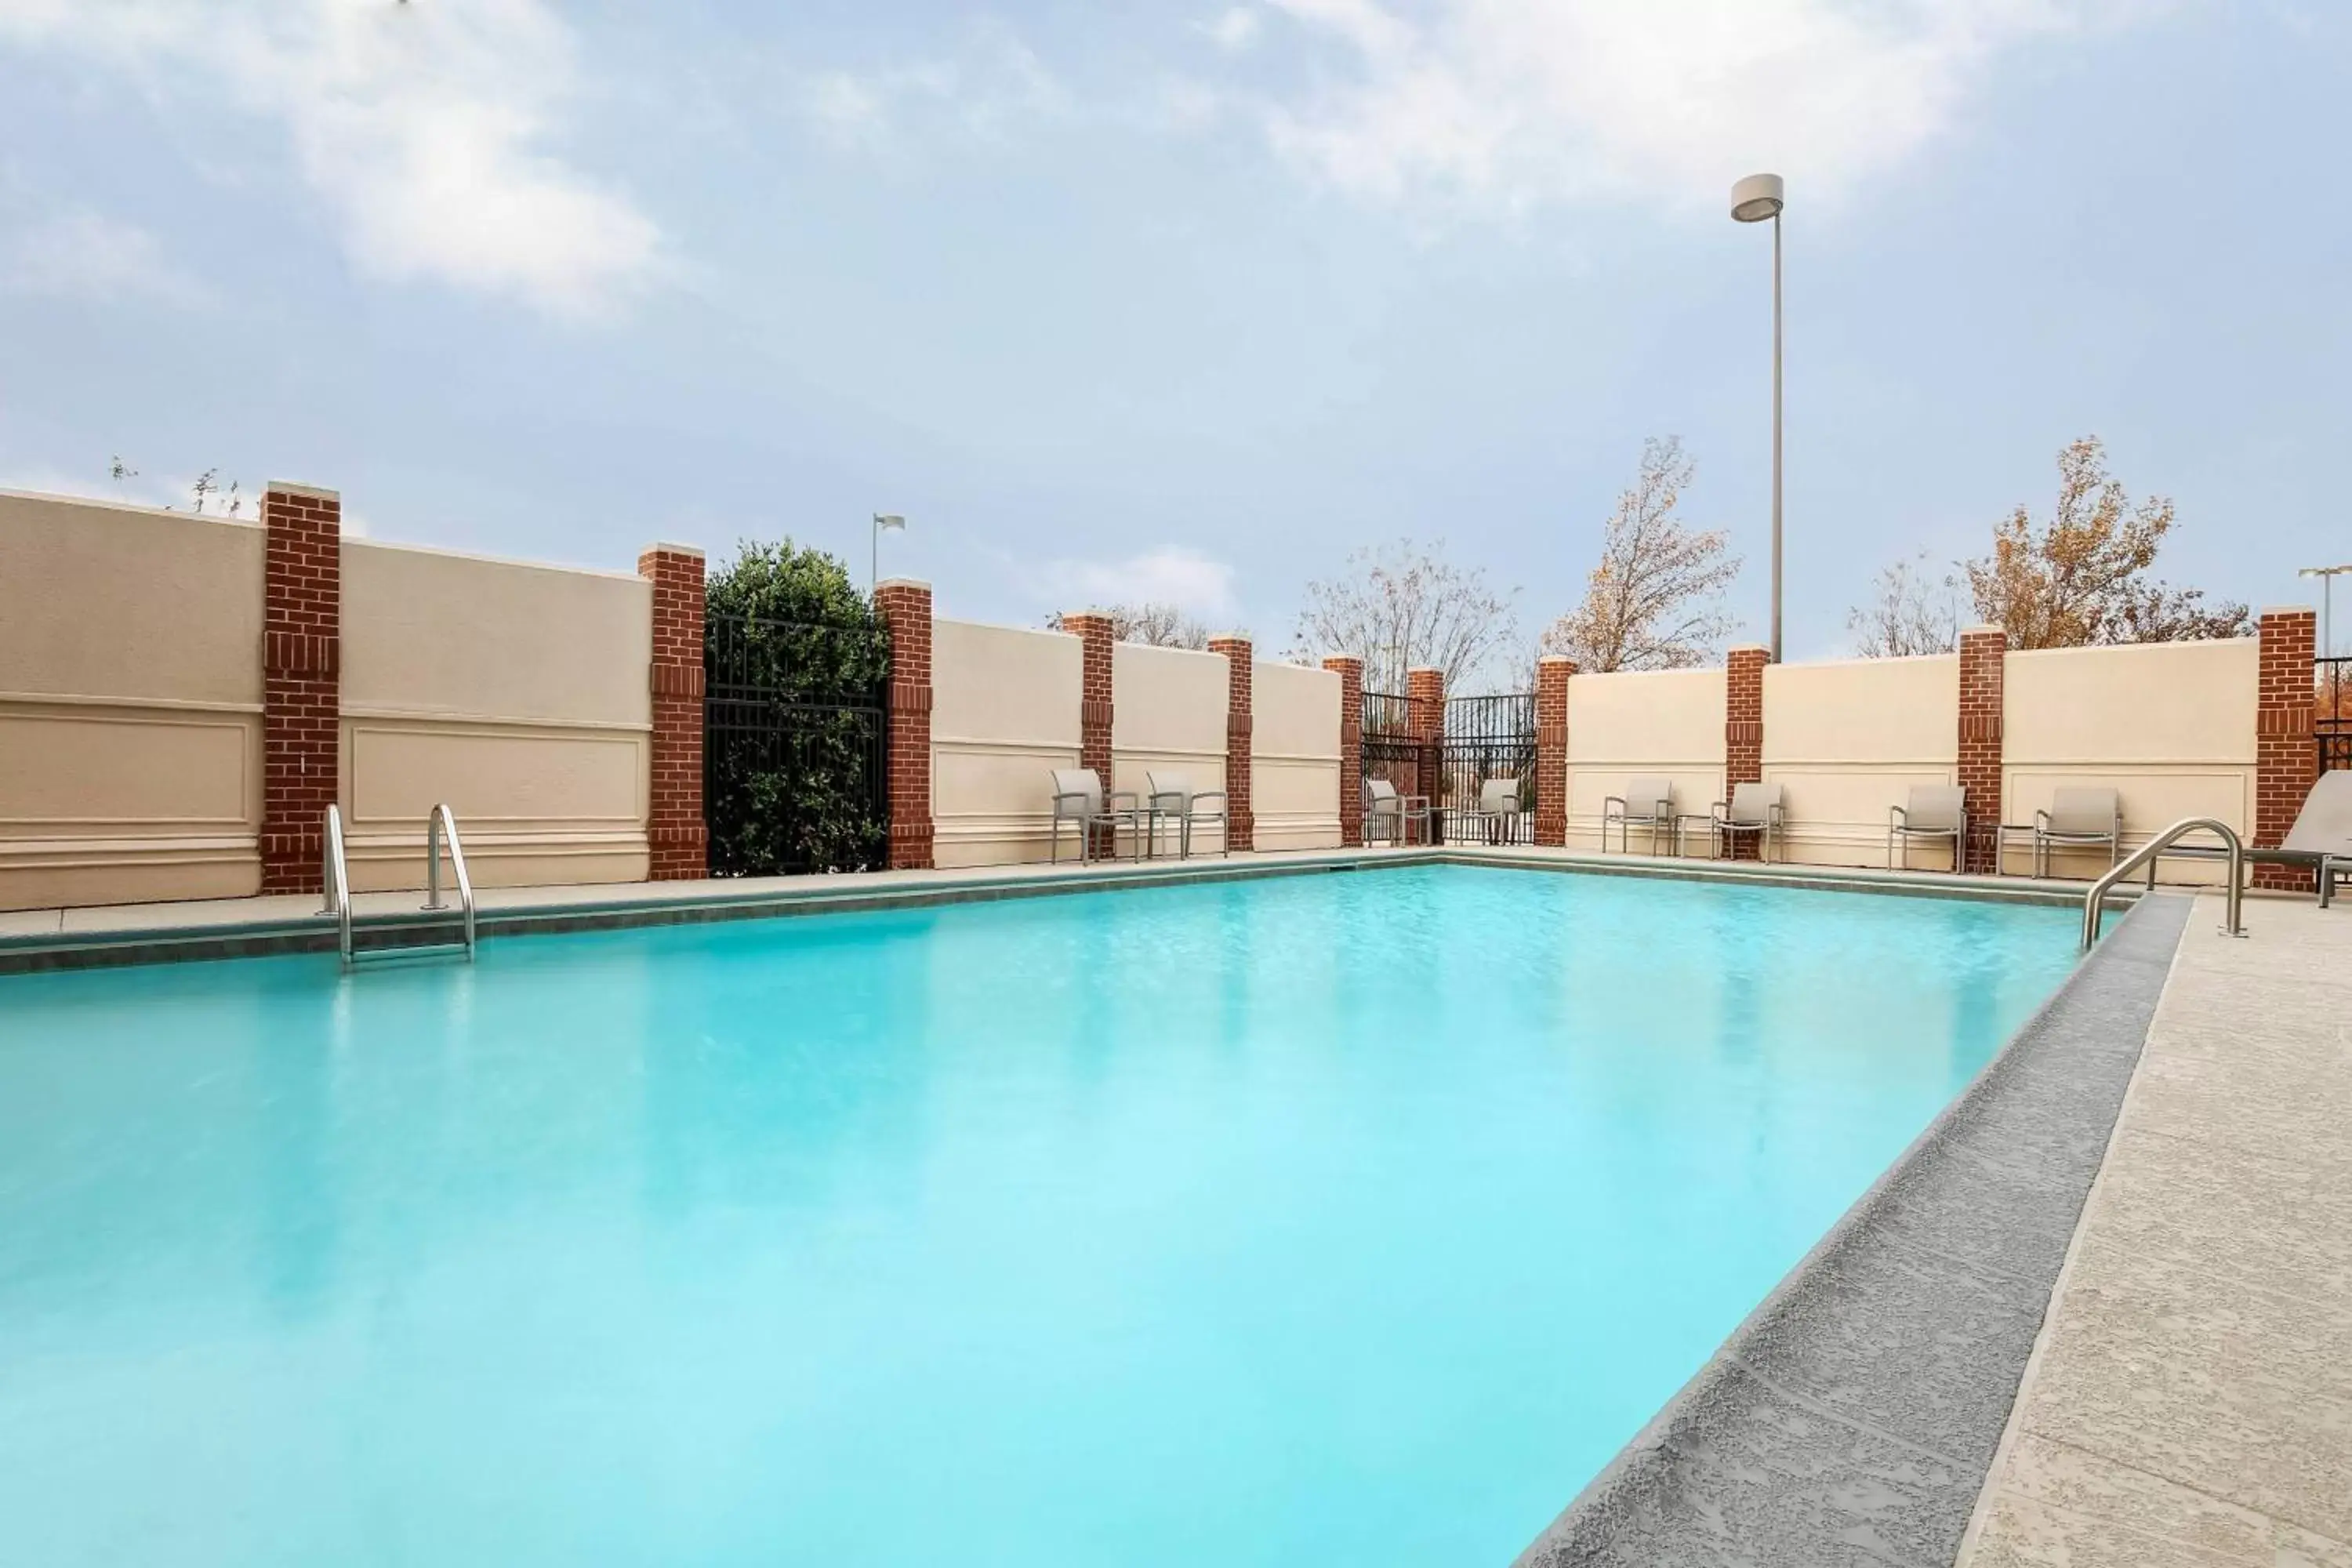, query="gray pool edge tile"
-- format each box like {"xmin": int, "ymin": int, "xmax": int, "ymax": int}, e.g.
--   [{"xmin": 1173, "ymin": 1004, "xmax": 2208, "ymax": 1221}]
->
[{"xmin": 1512, "ymin": 891, "xmax": 2195, "ymax": 1568}]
